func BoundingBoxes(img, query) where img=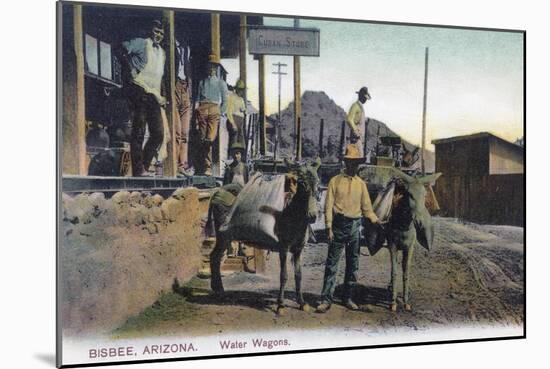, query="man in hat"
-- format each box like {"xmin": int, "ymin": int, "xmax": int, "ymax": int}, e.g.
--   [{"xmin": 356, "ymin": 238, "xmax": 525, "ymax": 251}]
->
[
  {"xmin": 346, "ymin": 86, "xmax": 372, "ymax": 157},
  {"xmin": 317, "ymin": 144, "xmax": 381, "ymax": 313},
  {"xmin": 121, "ymin": 20, "xmax": 167, "ymax": 177},
  {"xmin": 226, "ymin": 79, "xmax": 247, "ymax": 150},
  {"xmin": 195, "ymin": 54, "xmax": 228, "ymax": 176},
  {"xmin": 223, "ymin": 142, "xmax": 248, "ymax": 187}
]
